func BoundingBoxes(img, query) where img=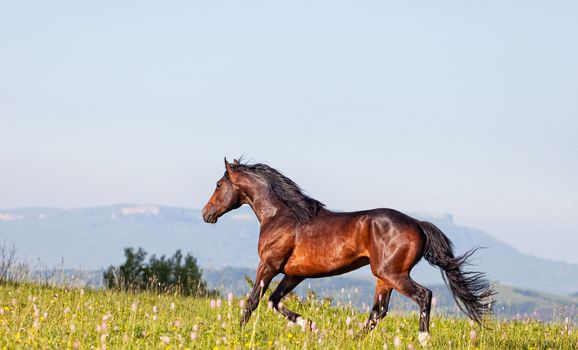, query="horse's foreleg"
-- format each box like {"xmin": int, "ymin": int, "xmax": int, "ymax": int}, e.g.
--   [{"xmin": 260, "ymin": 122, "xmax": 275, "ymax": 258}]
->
[
  {"xmin": 358, "ymin": 279, "xmax": 392, "ymax": 336},
  {"xmin": 240, "ymin": 262, "xmax": 277, "ymax": 327},
  {"xmin": 268, "ymin": 275, "xmax": 305, "ymax": 323}
]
